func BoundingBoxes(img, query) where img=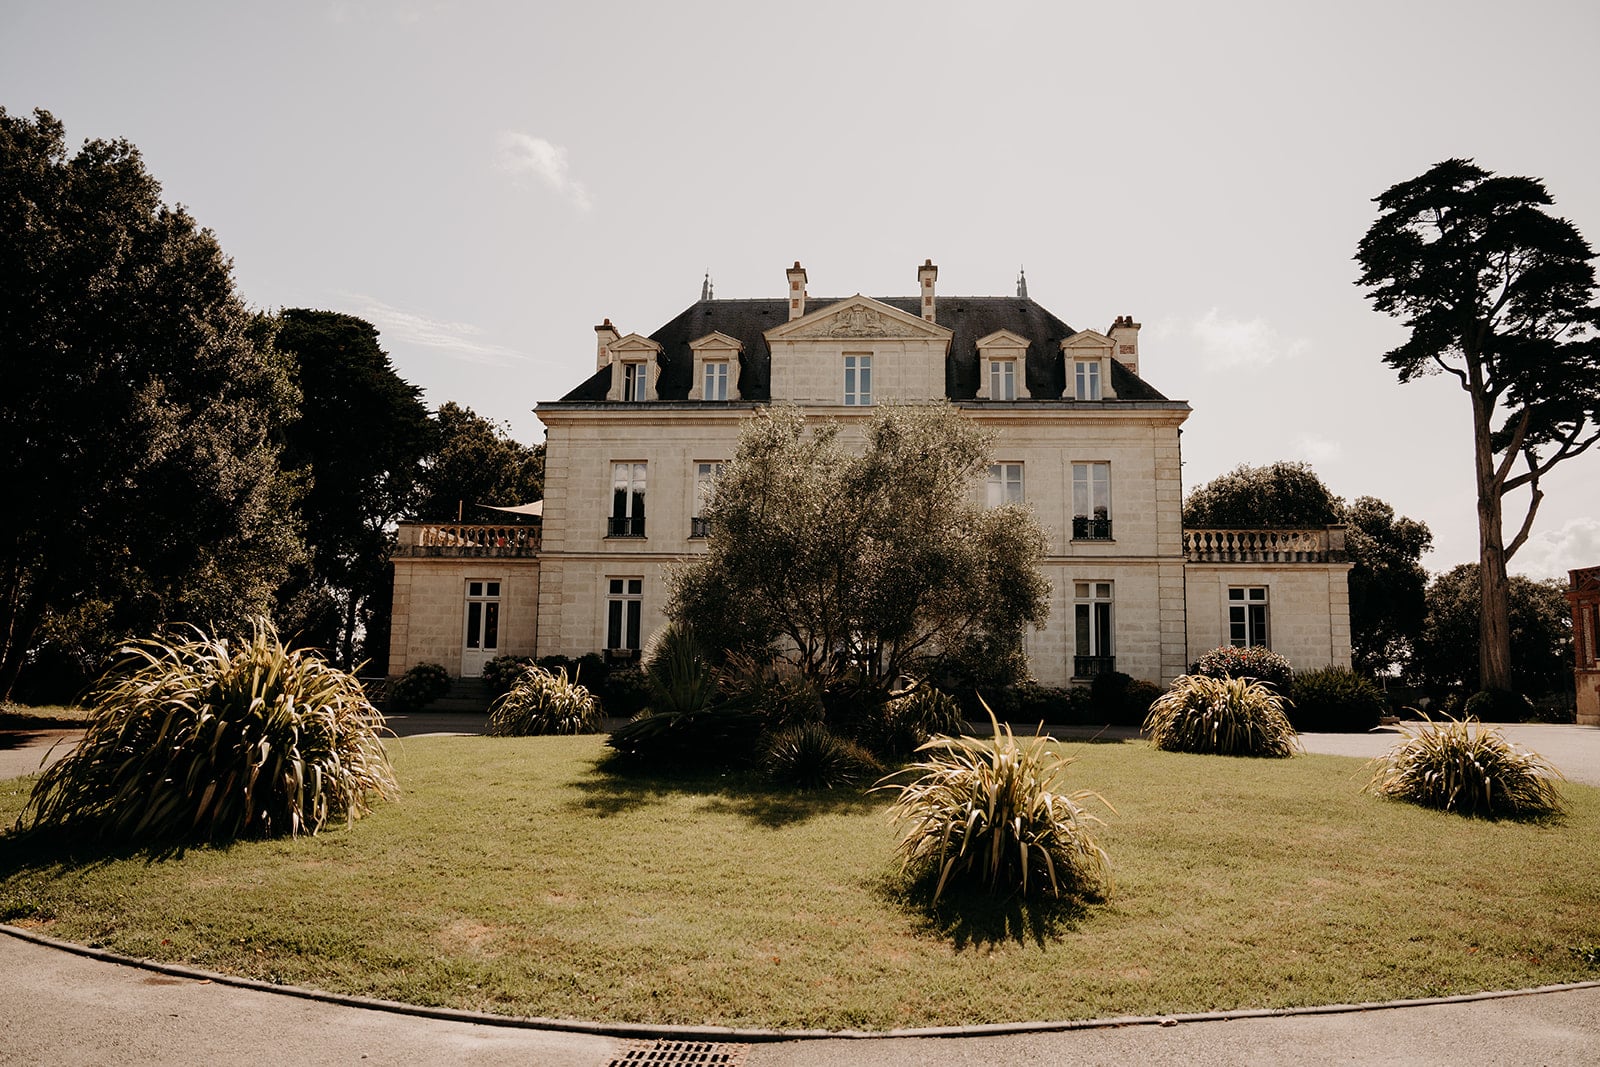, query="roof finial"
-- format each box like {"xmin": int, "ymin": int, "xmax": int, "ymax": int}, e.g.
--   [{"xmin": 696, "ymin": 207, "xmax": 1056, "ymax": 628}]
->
[
  {"xmin": 700, "ymin": 271, "xmax": 711, "ymax": 302},
  {"xmin": 1016, "ymin": 267, "xmax": 1029, "ymax": 300}
]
